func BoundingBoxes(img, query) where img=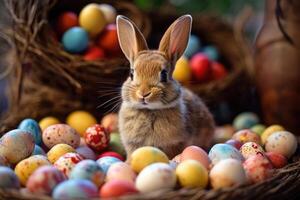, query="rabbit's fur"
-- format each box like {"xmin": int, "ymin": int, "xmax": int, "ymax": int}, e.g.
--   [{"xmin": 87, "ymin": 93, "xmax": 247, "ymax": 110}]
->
[{"xmin": 116, "ymin": 15, "xmax": 215, "ymax": 159}]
